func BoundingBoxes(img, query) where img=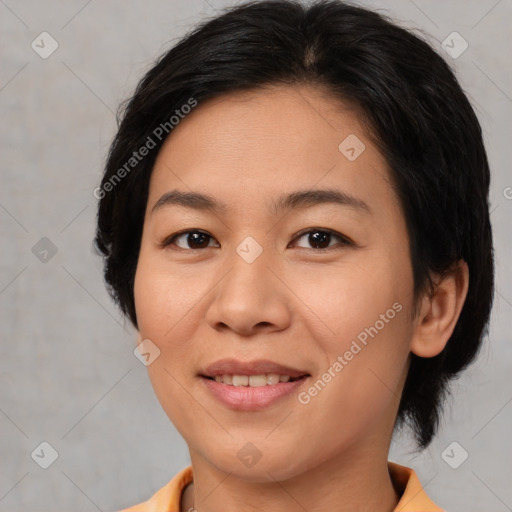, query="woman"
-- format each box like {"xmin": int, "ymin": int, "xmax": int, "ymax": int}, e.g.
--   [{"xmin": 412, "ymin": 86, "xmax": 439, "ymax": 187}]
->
[{"xmin": 94, "ymin": 1, "xmax": 494, "ymax": 510}]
